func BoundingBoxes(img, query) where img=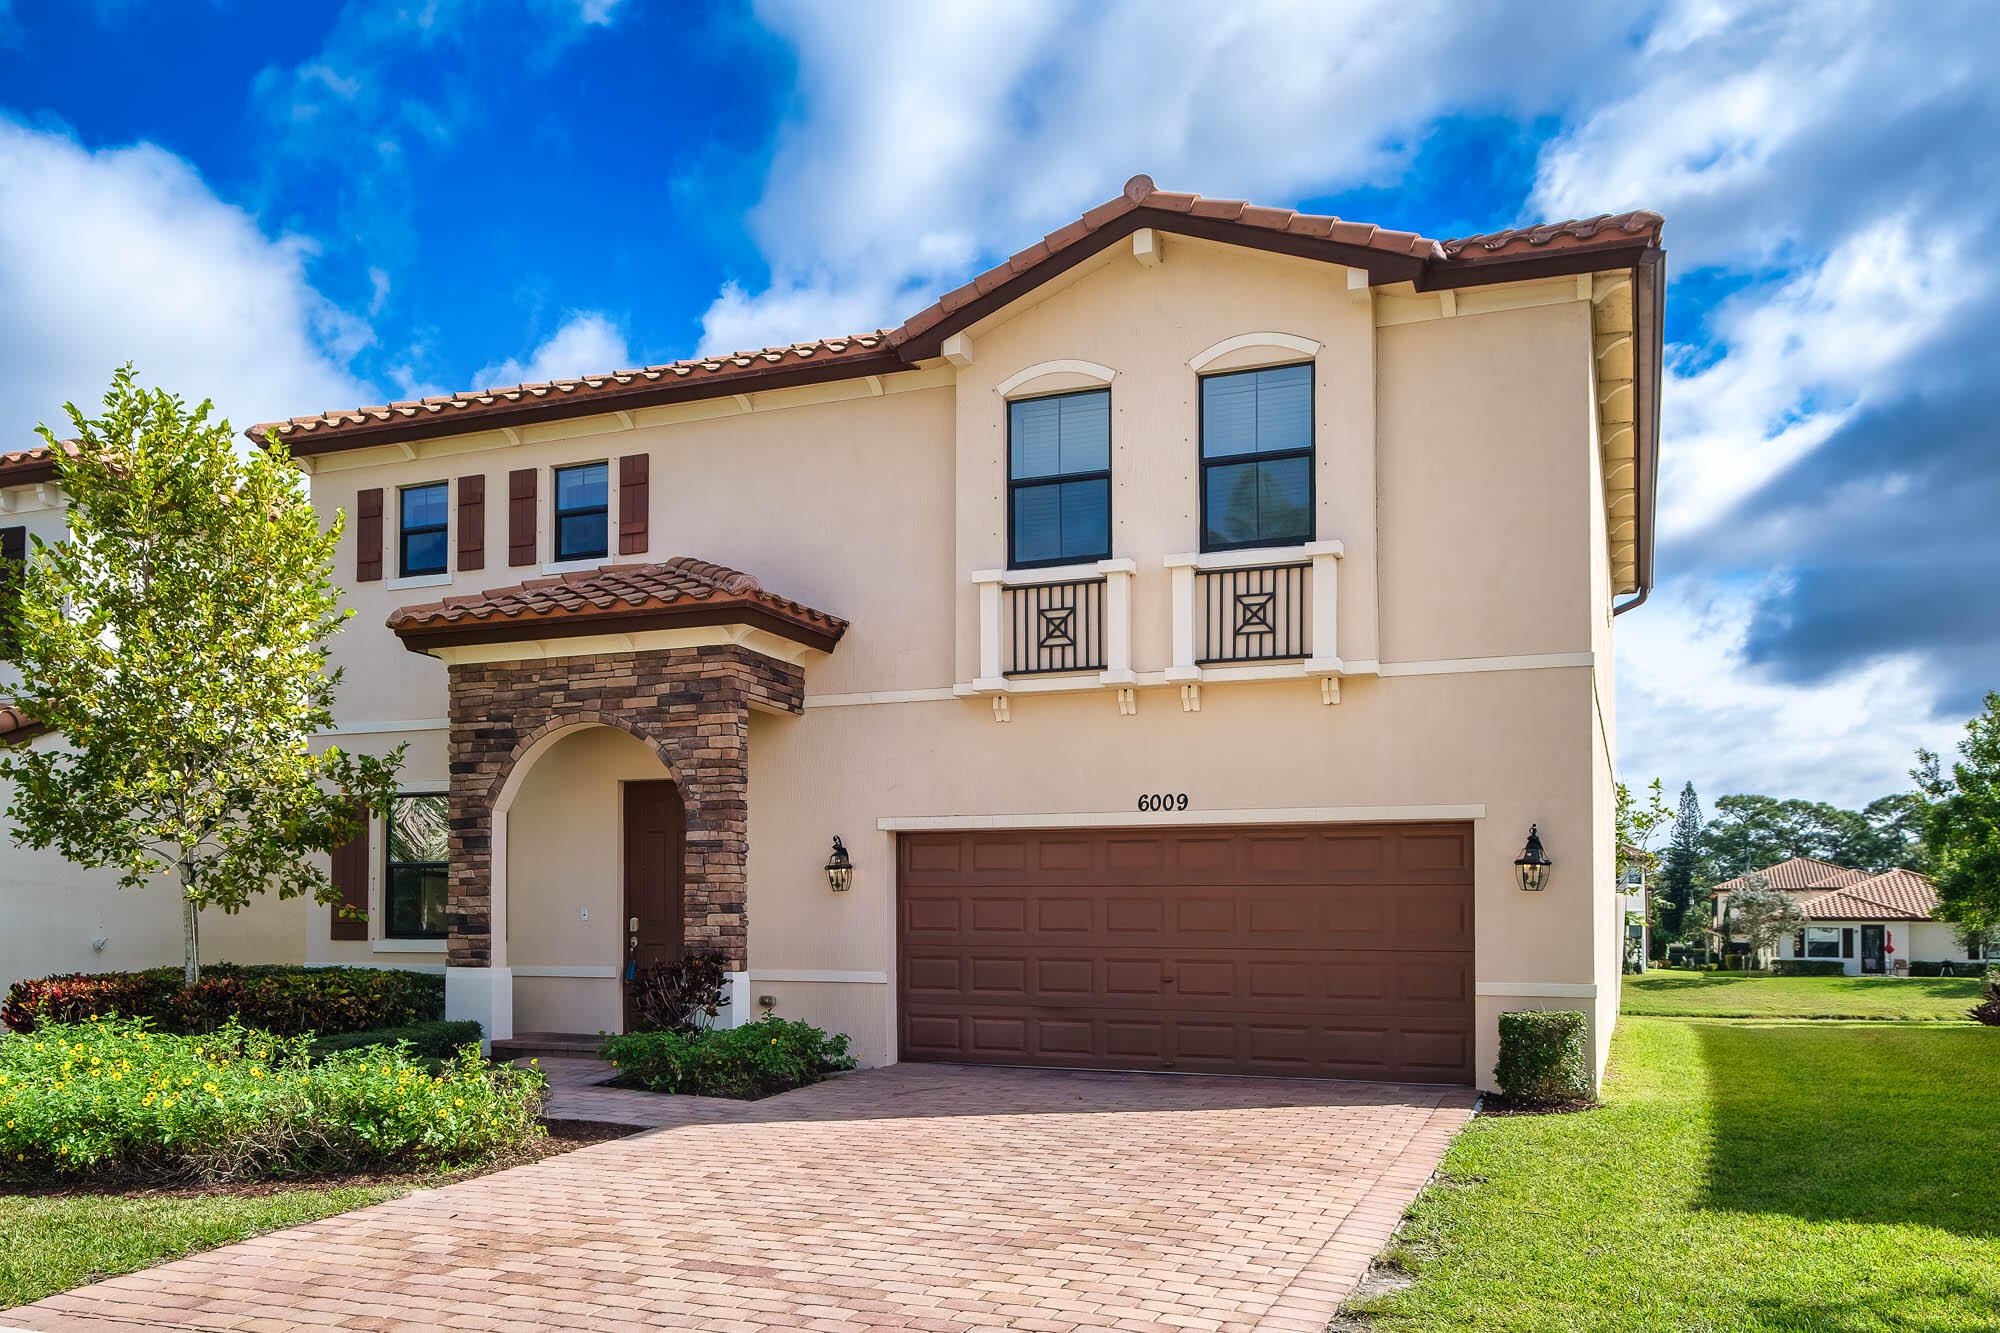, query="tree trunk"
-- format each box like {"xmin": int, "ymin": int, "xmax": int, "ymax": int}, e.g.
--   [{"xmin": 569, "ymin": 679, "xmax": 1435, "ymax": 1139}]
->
[{"xmin": 181, "ymin": 866, "xmax": 201, "ymax": 987}]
